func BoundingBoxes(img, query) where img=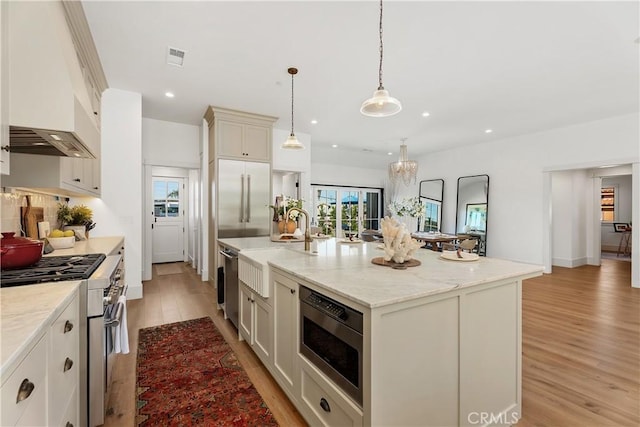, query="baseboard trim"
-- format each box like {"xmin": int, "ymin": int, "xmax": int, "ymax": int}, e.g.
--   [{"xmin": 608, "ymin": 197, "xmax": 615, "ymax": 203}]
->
[{"xmin": 552, "ymin": 257, "xmax": 588, "ymax": 268}]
